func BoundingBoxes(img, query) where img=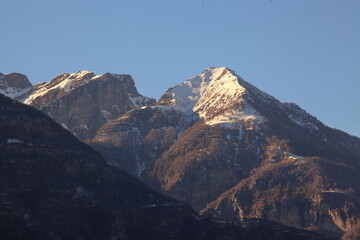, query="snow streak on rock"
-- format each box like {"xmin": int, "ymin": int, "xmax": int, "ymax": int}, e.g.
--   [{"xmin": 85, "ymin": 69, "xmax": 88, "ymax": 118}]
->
[{"xmin": 0, "ymin": 73, "xmax": 33, "ymax": 100}]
